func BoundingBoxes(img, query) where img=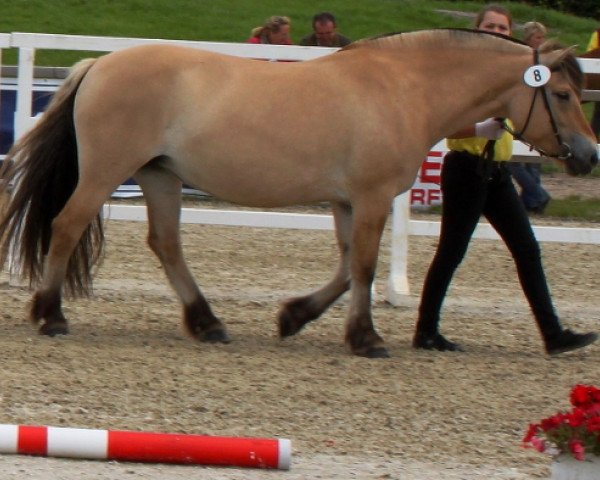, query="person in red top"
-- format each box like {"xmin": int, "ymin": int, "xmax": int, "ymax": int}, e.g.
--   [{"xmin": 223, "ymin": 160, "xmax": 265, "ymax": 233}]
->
[{"xmin": 247, "ymin": 16, "xmax": 293, "ymax": 45}]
